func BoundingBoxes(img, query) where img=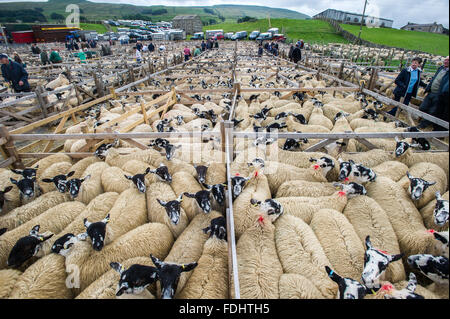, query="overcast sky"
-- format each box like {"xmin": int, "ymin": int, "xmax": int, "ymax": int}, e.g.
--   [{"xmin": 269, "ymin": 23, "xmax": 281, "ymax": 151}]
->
[{"xmin": 1, "ymin": 0, "xmax": 448, "ymax": 28}]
